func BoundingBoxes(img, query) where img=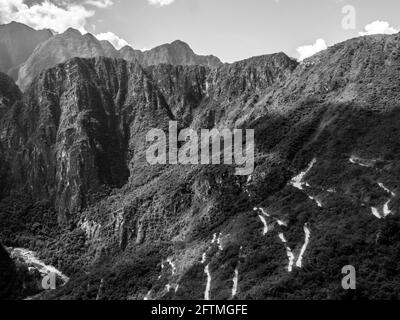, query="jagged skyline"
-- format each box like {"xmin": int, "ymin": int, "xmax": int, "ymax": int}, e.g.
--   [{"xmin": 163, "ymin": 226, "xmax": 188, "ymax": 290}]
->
[{"xmin": 0, "ymin": 0, "xmax": 399, "ymax": 62}]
